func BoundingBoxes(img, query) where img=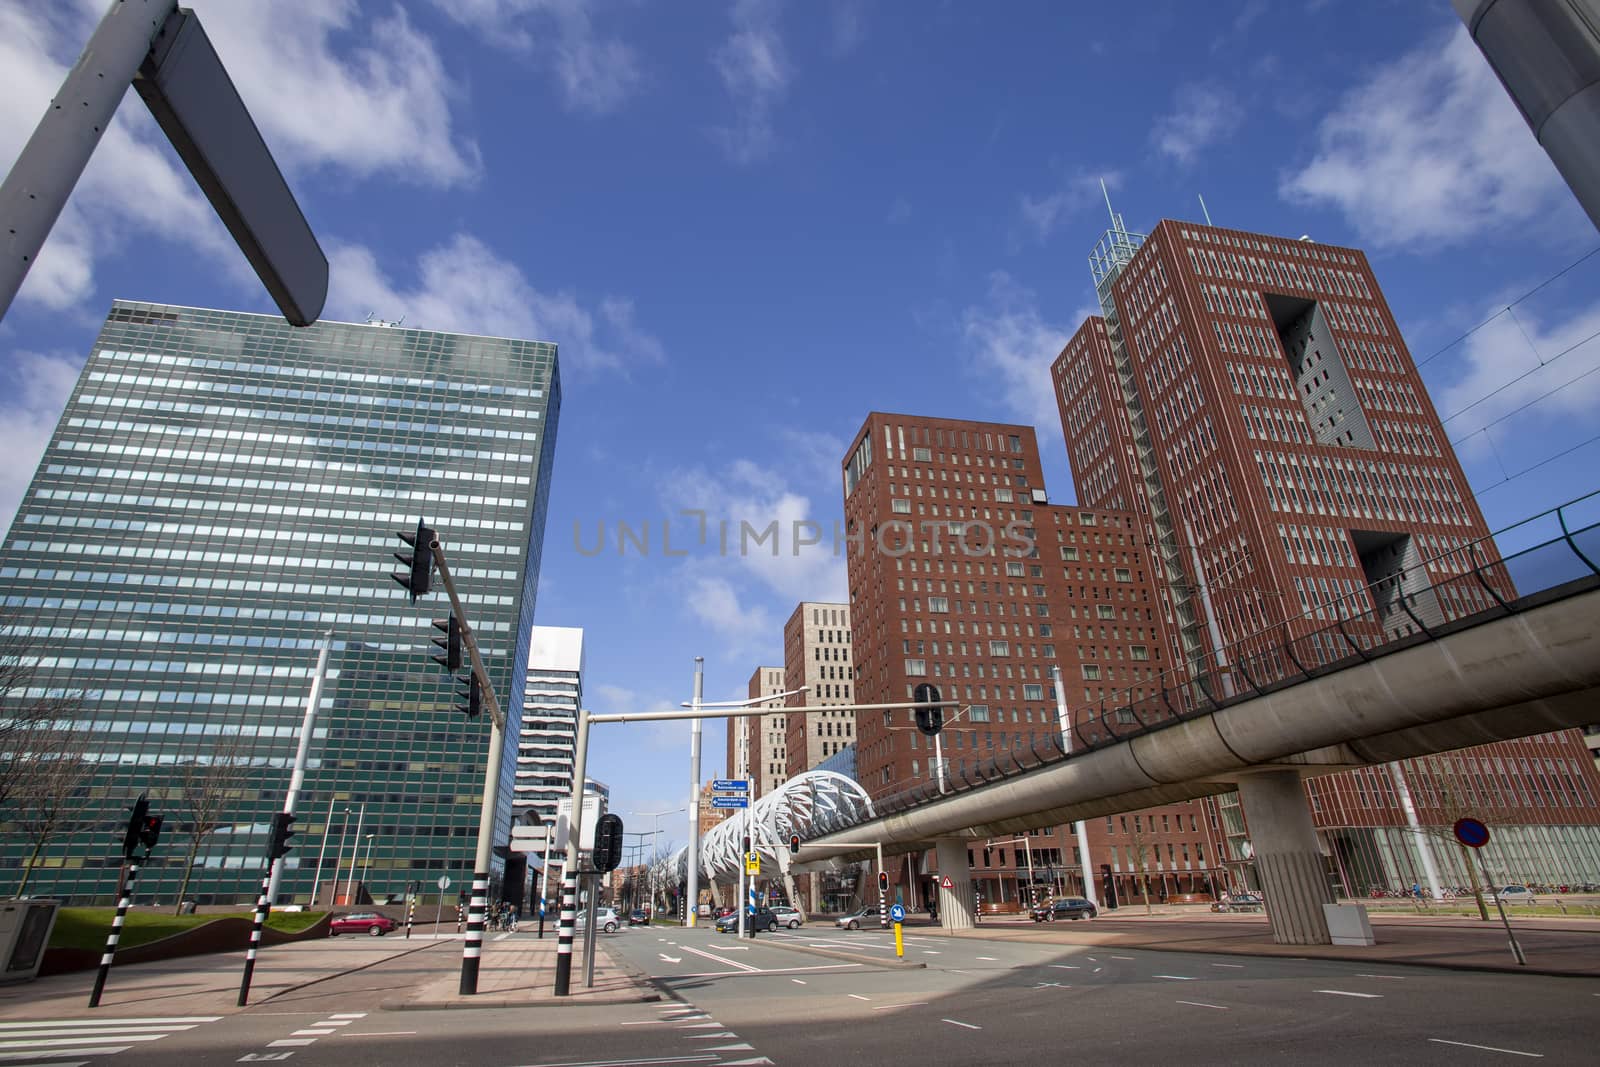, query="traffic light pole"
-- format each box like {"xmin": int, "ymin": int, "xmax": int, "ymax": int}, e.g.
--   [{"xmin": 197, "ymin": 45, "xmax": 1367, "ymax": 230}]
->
[
  {"xmin": 268, "ymin": 629, "xmax": 332, "ymax": 905},
  {"xmin": 237, "ymin": 860, "xmax": 278, "ymax": 1006},
  {"xmin": 427, "ymin": 536, "xmax": 506, "ymax": 997},
  {"xmin": 87, "ymin": 845, "xmax": 150, "ymax": 1008}
]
